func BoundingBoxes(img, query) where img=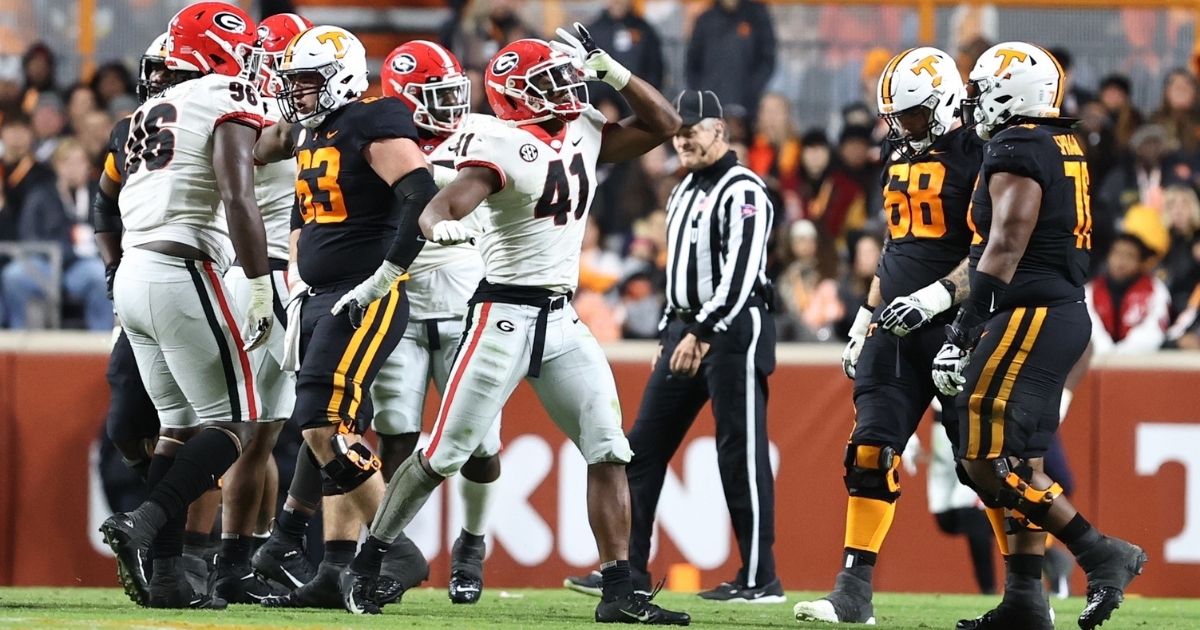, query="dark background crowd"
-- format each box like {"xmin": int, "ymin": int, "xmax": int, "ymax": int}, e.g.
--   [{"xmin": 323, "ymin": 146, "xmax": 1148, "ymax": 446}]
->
[{"xmin": 3, "ymin": 0, "xmax": 1200, "ymax": 355}]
